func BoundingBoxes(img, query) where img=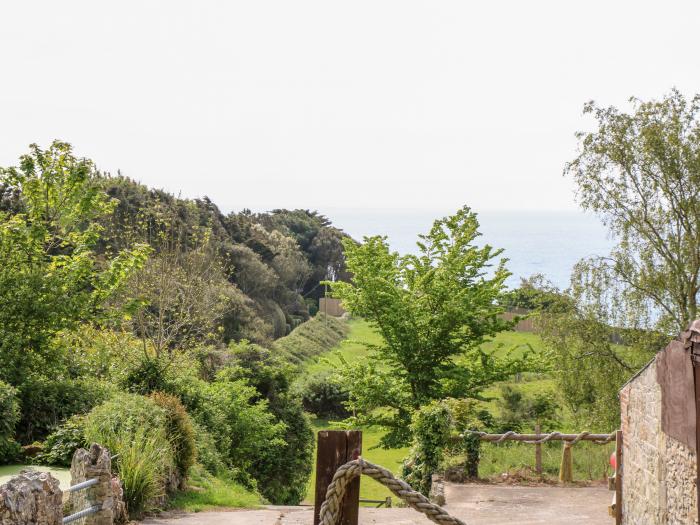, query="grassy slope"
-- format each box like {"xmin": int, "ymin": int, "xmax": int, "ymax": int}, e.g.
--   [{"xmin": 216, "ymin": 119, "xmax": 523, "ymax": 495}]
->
[
  {"xmin": 168, "ymin": 466, "xmax": 261, "ymax": 512},
  {"xmin": 303, "ymin": 319, "xmax": 410, "ymax": 504},
  {"xmin": 303, "ymin": 318, "xmax": 614, "ymax": 490}
]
